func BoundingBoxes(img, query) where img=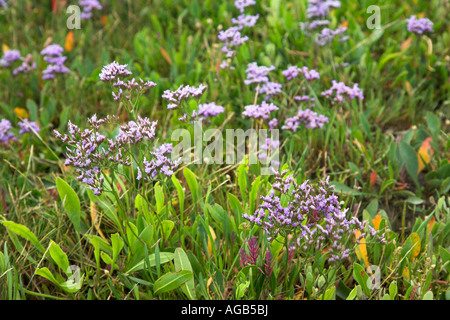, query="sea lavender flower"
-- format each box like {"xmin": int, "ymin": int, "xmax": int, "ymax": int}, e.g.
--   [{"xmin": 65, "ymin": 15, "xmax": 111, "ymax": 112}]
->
[
  {"xmin": 100, "ymin": 61, "xmax": 156, "ymax": 101},
  {"xmin": 314, "ymin": 26, "xmax": 348, "ymax": 46},
  {"xmin": 282, "ymin": 108, "xmax": 328, "ymax": 131},
  {"xmin": 321, "ymin": 80, "xmax": 364, "ymax": 102},
  {"xmin": 244, "ymin": 62, "xmax": 276, "ymax": 86},
  {"xmin": 141, "ymin": 143, "xmax": 180, "ymax": 180},
  {"xmin": 0, "ymin": 119, "xmax": 16, "ymax": 144},
  {"xmin": 243, "ymin": 170, "xmax": 386, "ymax": 263},
  {"xmin": 18, "ymin": 119, "xmax": 40, "ymax": 134},
  {"xmin": 242, "ymin": 101, "xmax": 278, "ymax": 120},
  {"xmin": 307, "ymin": 0, "xmax": 341, "ymax": 19},
  {"xmin": 231, "ymin": 14, "xmax": 260, "ymax": 29},
  {"xmin": 0, "ymin": 0, "xmax": 7, "ymax": 8},
  {"xmin": 99, "ymin": 61, "xmax": 133, "ymax": 82},
  {"xmin": 282, "ymin": 66, "xmax": 320, "ymax": 81},
  {"xmin": 41, "ymin": 44, "xmax": 69, "ymax": 80},
  {"xmin": 406, "ymin": 15, "xmax": 434, "ymax": 34},
  {"xmin": 259, "ymin": 82, "xmax": 282, "ymax": 99},
  {"xmin": 195, "ymin": 102, "xmax": 225, "ymax": 121},
  {"xmin": 0, "ymin": 49, "xmax": 21, "ymax": 67},
  {"xmin": 234, "ymin": 0, "xmax": 256, "ymax": 13},
  {"xmin": 79, "ymin": 0, "xmax": 103, "ymax": 19}
]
